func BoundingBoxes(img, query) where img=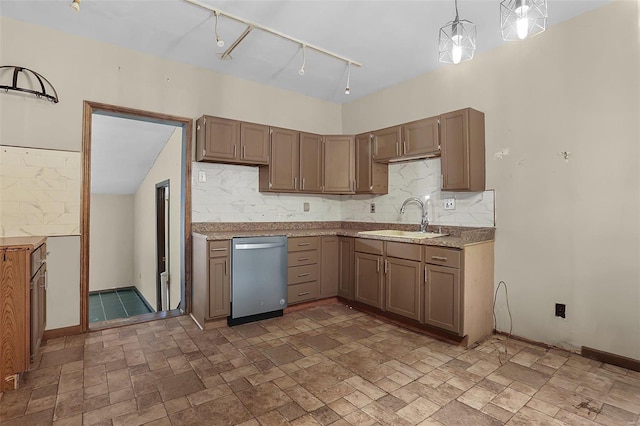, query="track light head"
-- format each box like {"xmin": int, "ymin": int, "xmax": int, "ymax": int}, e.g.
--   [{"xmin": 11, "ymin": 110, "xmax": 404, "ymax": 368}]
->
[
  {"xmin": 344, "ymin": 62, "xmax": 351, "ymax": 95},
  {"xmin": 70, "ymin": 0, "xmax": 80, "ymax": 12},
  {"xmin": 214, "ymin": 11, "xmax": 224, "ymax": 48},
  {"xmin": 216, "ymin": 38, "xmax": 225, "ymax": 48},
  {"xmin": 344, "ymin": 87, "xmax": 350, "ymax": 95},
  {"xmin": 298, "ymin": 66, "xmax": 305, "ymax": 76}
]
